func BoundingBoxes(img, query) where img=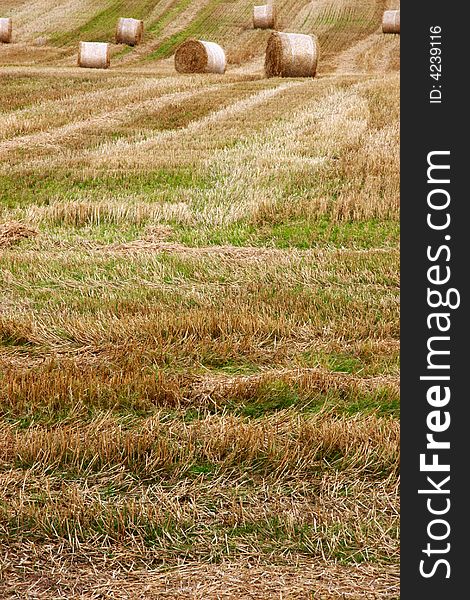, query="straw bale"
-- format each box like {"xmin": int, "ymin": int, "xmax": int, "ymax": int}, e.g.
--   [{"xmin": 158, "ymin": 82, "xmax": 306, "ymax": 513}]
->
[
  {"xmin": 116, "ymin": 17, "xmax": 144, "ymax": 45},
  {"xmin": 382, "ymin": 10, "xmax": 400, "ymax": 34},
  {"xmin": 0, "ymin": 17, "xmax": 12, "ymax": 43},
  {"xmin": 265, "ymin": 32, "xmax": 318, "ymax": 78},
  {"xmin": 174, "ymin": 39, "xmax": 226, "ymax": 74},
  {"xmin": 78, "ymin": 42, "xmax": 110, "ymax": 69},
  {"xmin": 253, "ymin": 5, "xmax": 276, "ymax": 29}
]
